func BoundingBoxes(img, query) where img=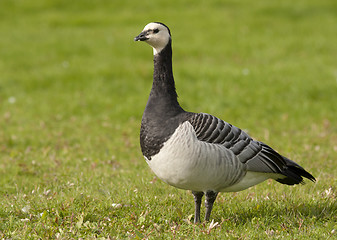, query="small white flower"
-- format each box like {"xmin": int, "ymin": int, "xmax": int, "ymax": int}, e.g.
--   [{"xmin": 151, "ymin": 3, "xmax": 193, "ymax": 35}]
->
[
  {"xmin": 8, "ymin": 97, "xmax": 16, "ymax": 104},
  {"xmin": 44, "ymin": 189, "xmax": 51, "ymax": 196},
  {"xmin": 21, "ymin": 205, "xmax": 30, "ymax": 213},
  {"xmin": 325, "ymin": 187, "xmax": 332, "ymax": 196},
  {"xmin": 242, "ymin": 68, "xmax": 250, "ymax": 76},
  {"xmin": 62, "ymin": 61, "xmax": 69, "ymax": 68},
  {"xmin": 208, "ymin": 219, "xmax": 219, "ymax": 231},
  {"xmin": 67, "ymin": 182, "xmax": 75, "ymax": 187},
  {"xmin": 112, "ymin": 203, "xmax": 122, "ymax": 208}
]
